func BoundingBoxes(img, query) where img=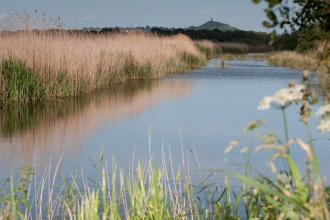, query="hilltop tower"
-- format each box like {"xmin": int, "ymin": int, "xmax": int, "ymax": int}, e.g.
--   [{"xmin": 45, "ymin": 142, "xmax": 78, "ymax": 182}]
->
[{"xmin": 211, "ymin": 18, "xmax": 213, "ymax": 21}]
